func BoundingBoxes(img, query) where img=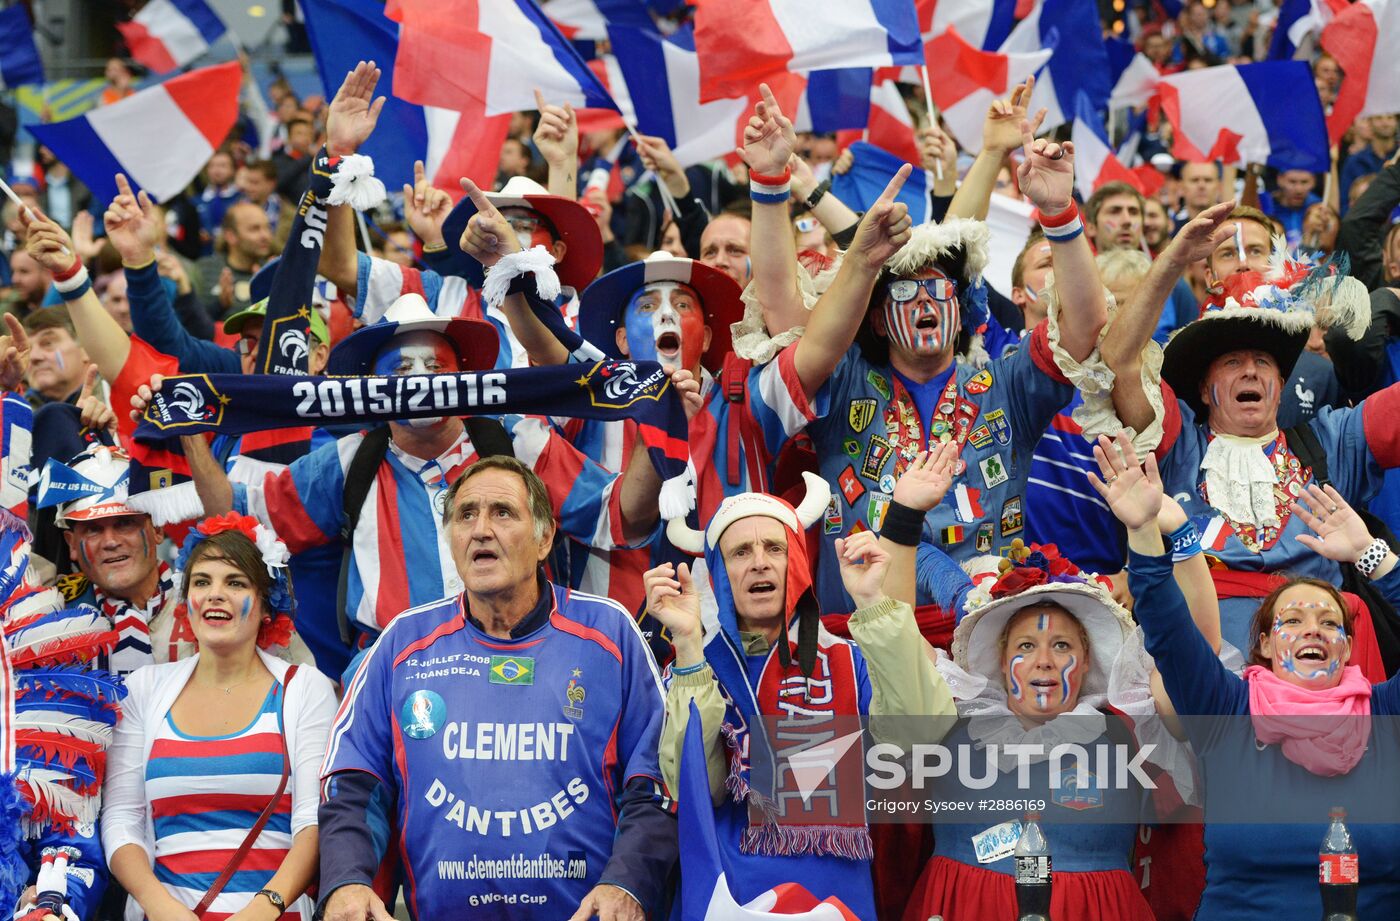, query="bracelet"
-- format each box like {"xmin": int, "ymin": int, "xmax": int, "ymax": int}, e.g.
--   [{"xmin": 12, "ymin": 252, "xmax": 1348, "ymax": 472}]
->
[
  {"xmin": 804, "ymin": 179, "xmax": 831, "ymax": 209},
  {"xmin": 880, "ymin": 500, "xmax": 925, "ymax": 547},
  {"xmin": 749, "ymin": 165, "xmax": 792, "ymax": 204},
  {"xmin": 1355, "ymin": 537, "xmax": 1391, "ymax": 578},
  {"xmin": 1038, "ymin": 202, "xmax": 1083, "ymax": 243},
  {"xmin": 670, "ymin": 660, "xmax": 707, "ymax": 676},
  {"xmin": 1169, "ymin": 520, "xmax": 1202, "ymax": 563},
  {"xmin": 422, "ymin": 240, "xmax": 447, "ymax": 253}
]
